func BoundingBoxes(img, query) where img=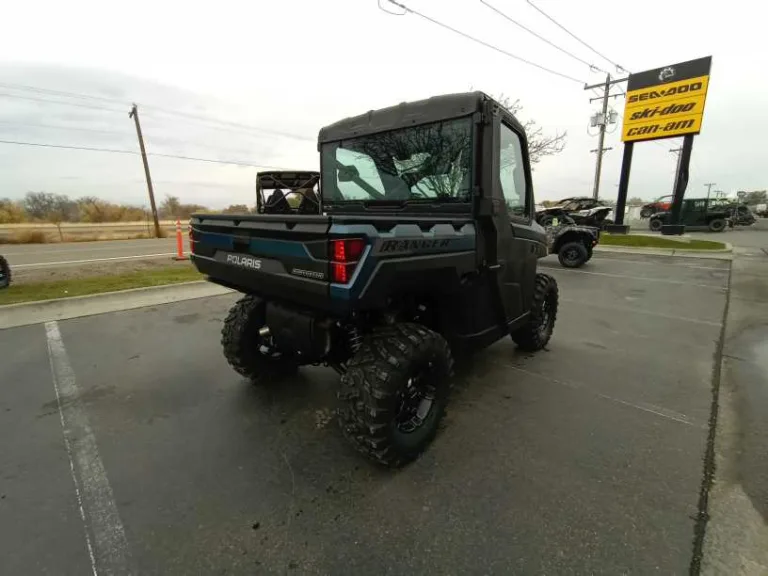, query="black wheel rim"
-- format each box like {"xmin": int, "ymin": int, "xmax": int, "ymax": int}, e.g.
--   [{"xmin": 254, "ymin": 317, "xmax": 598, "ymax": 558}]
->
[
  {"xmin": 563, "ymin": 247, "xmax": 581, "ymax": 265},
  {"xmin": 396, "ymin": 363, "xmax": 436, "ymax": 433},
  {"xmin": 257, "ymin": 332, "xmax": 282, "ymax": 359}
]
